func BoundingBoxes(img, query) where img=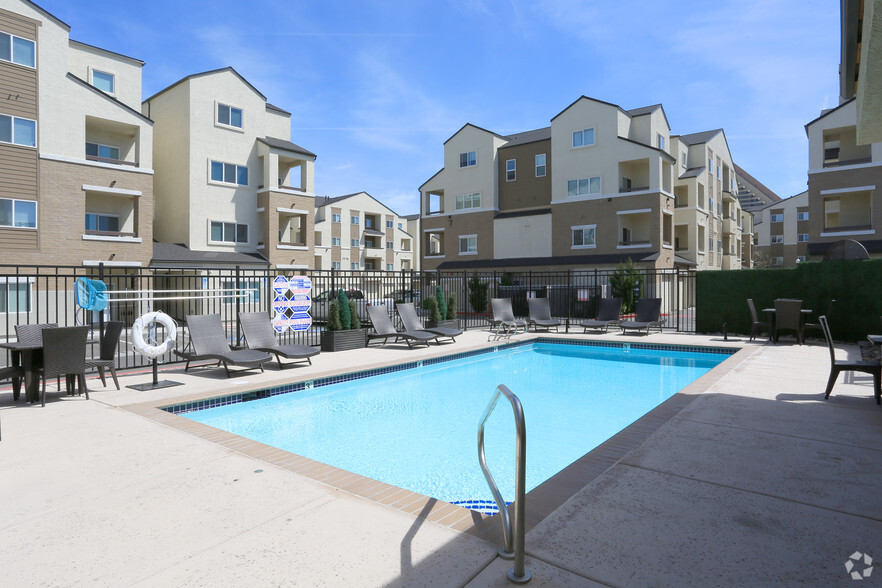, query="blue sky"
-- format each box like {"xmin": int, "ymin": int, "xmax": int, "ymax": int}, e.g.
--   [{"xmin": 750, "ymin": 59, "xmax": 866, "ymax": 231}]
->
[{"xmin": 42, "ymin": 0, "xmax": 839, "ymax": 216}]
